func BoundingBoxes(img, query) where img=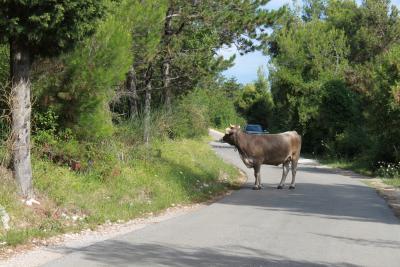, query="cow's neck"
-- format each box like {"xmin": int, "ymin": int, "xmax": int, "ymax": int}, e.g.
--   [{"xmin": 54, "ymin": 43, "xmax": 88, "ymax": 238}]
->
[{"xmin": 234, "ymin": 131, "xmax": 249, "ymax": 157}]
